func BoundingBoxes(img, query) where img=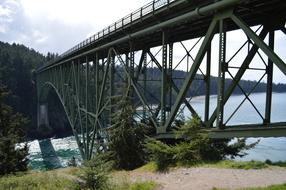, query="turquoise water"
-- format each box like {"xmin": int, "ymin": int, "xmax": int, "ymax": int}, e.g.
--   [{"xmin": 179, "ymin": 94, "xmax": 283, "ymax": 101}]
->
[
  {"xmin": 27, "ymin": 137, "xmax": 81, "ymax": 170},
  {"xmin": 27, "ymin": 92, "xmax": 286, "ymax": 170}
]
